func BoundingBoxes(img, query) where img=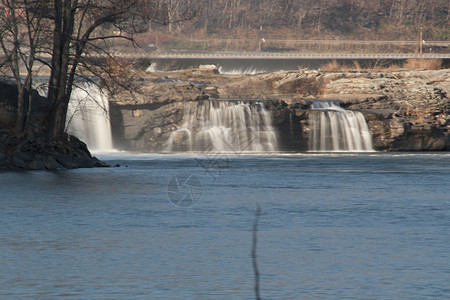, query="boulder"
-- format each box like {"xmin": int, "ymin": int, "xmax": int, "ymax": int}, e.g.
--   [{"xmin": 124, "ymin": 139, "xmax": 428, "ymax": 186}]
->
[
  {"xmin": 0, "ymin": 133, "xmax": 108, "ymax": 170},
  {"xmin": 198, "ymin": 64, "xmax": 219, "ymax": 74}
]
